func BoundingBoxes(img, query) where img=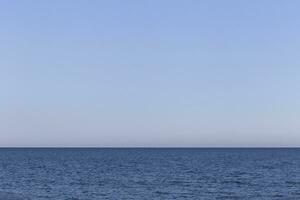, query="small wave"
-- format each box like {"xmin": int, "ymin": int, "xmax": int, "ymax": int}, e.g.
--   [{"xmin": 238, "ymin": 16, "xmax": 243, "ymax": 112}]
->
[
  {"xmin": 0, "ymin": 192, "xmax": 30, "ymax": 200},
  {"xmin": 286, "ymin": 181, "xmax": 300, "ymax": 185}
]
